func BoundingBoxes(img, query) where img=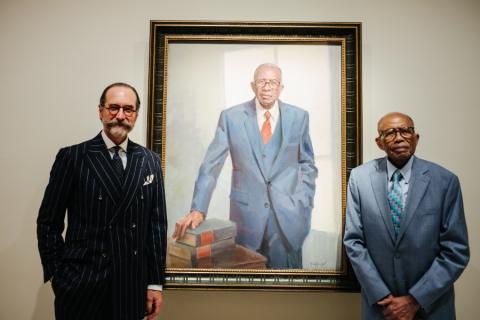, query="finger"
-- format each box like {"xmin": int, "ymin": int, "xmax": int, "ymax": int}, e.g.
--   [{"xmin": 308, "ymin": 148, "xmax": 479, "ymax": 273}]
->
[
  {"xmin": 146, "ymin": 297, "xmax": 153, "ymax": 315},
  {"xmin": 178, "ymin": 217, "xmax": 193, "ymax": 238},
  {"xmin": 179, "ymin": 213, "xmax": 193, "ymax": 238},
  {"xmin": 191, "ymin": 216, "xmax": 202, "ymax": 228},
  {"xmin": 382, "ymin": 306, "xmax": 393, "ymax": 317},
  {"xmin": 378, "ymin": 299, "xmax": 390, "ymax": 306},
  {"xmin": 378, "ymin": 295, "xmax": 393, "ymax": 306},
  {"xmin": 152, "ymin": 296, "xmax": 162, "ymax": 316},
  {"xmin": 172, "ymin": 217, "xmax": 188, "ymax": 239},
  {"xmin": 172, "ymin": 225, "xmax": 179, "ymax": 239},
  {"xmin": 146, "ymin": 295, "xmax": 162, "ymax": 319}
]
